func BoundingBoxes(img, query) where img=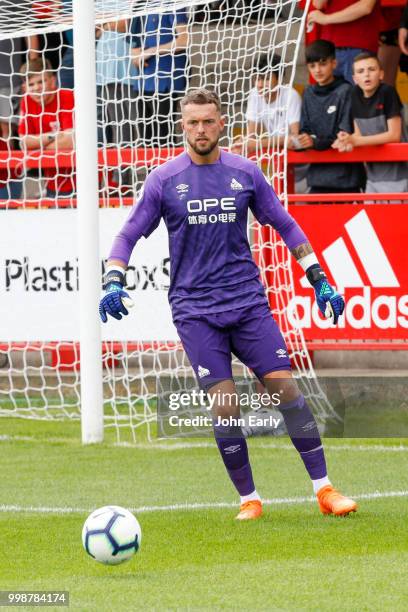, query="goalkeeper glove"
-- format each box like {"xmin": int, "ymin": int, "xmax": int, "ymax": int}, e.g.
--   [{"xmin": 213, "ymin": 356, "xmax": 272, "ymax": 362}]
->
[
  {"xmin": 306, "ymin": 264, "xmax": 345, "ymax": 324},
  {"xmin": 99, "ymin": 268, "xmax": 133, "ymax": 323}
]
